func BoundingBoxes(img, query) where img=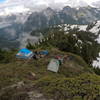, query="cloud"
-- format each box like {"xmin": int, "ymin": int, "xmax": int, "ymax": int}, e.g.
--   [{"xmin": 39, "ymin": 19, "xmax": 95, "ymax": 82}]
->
[
  {"xmin": 0, "ymin": 5, "xmax": 30, "ymax": 16},
  {"xmin": 0, "ymin": 0, "xmax": 100, "ymax": 16},
  {"xmin": 0, "ymin": 0, "xmax": 97, "ymax": 8},
  {"xmin": 18, "ymin": 32, "xmax": 39, "ymax": 48},
  {"xmin": 92, "ymin": 0, "xmax": 100, "ymax": 8},
  {"xmin": 5, "ymin": 28, "xmax": 16, "ymax": 37}
]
